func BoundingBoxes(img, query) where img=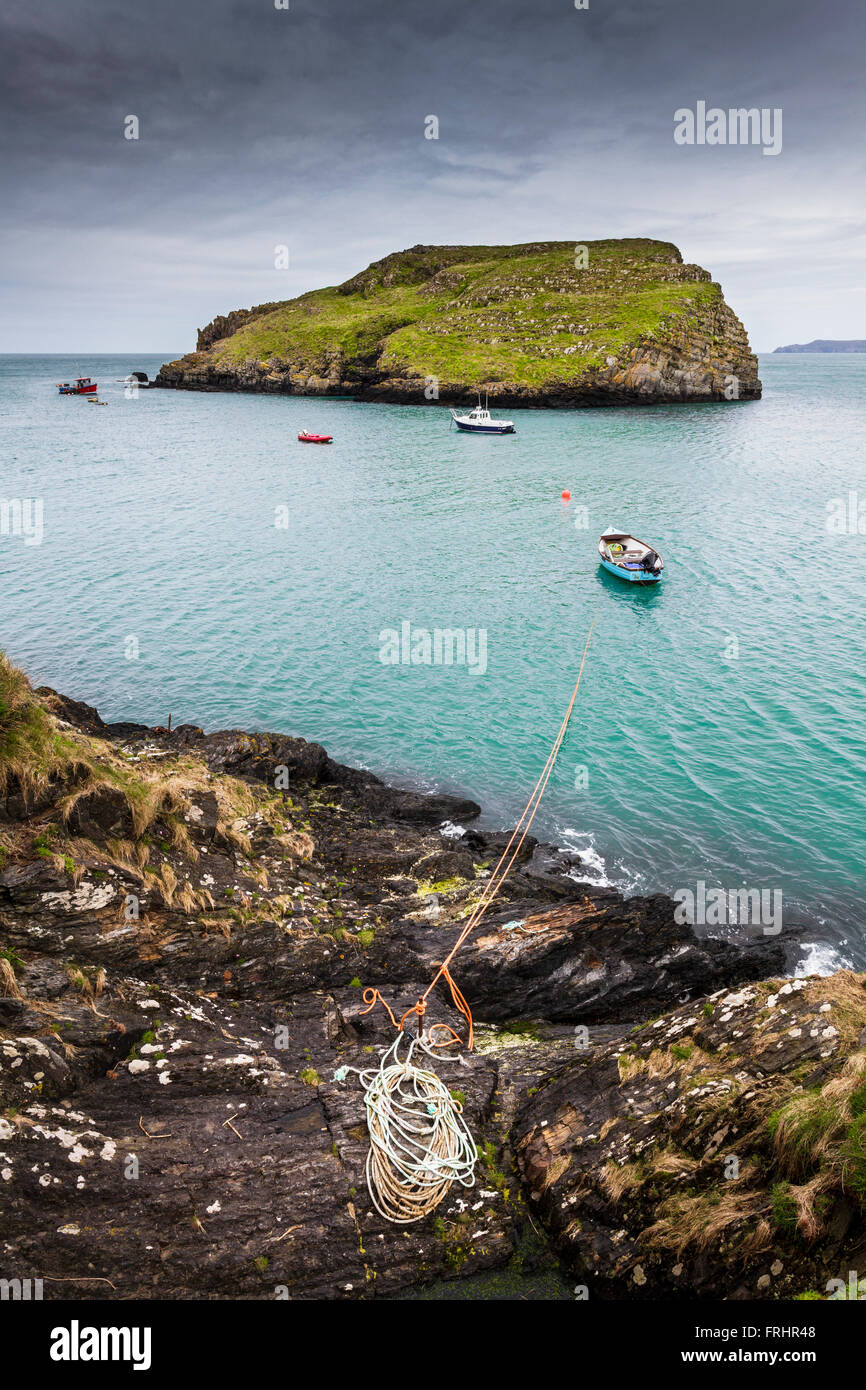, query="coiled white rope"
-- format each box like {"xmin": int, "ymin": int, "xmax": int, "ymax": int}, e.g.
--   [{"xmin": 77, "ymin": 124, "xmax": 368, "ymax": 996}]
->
[{"xmin": 335, "ymin": 1032, "xmax": 477, "ymax": 1224}]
